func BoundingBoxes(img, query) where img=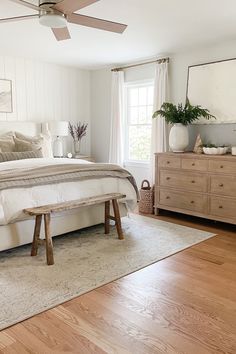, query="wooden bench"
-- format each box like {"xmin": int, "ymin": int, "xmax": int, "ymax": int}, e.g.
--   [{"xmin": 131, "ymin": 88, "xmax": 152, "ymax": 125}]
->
[{"xmin": 24, "ymin": 193, "xmax": 126, "ymax": 266}]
